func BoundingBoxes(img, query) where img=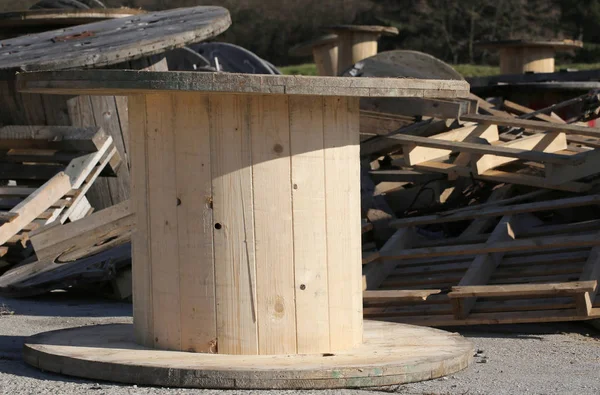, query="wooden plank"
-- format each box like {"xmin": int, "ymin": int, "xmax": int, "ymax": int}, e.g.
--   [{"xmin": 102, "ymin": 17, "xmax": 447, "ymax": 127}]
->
[
  {"xmin": 89, "ymin": 96, "xmax": 130, "ymax": 205},
  {"xmin": 461, "ymin": 113, "xmax": 600, "ymax": 138},
  {"xmin": 458, "ymin": 185, "xmax": 513, "ymax": 240},
  {"xmin": 404, "ymin": 124, "xmax": 498, "ymax": 166},
  {"xmin": 145, "ymin": 93, "xmax": 181, "ymax": 351},
  {"xmin": 210, "ymin": 93, "xmax": 258, "ymax": 355},
  {"xmin": 391, "ymin": 194, "xmax": 600, "ymax": 228},
  {"xmin": 30, "ymin": 200, "xmax": 133, "ymax": 262},
  {"xmin": 58, "ymin": 146, "xmax": 117, "ymax": 223},
  {"xmin": 360, "ymin": 118, "xmax": 452, "ymax": 157},
  {"xmin": 250, "ymin": 95, "xmax": 296, "ymax": 354},
  {"xmin": 468, "ymin": 93, "xmax": 514, "ymax": 118},
  {"xmin": 289, "ymin": 95, "xmax": 330, "ymax": 354},
  {"xmin": 363, "ymin": 289, "xmax": 441, "ymax": 302},
  {"xmin": 323, "ymin": 96, "xmax": 362, "ymax": 351},
  {"xmin": 0, "ymin": 172, "xmax": 72, "ymax": 246},
  {"xmin": 474, "ymin": 132, "xmax": 567, "ymax": 174},
  {"xmin": 449, "ymin": 281, "xmax": 597, "ymax": 298},
  {"xmin": 451, "ymin": 216, "xmax": 514, "ymax": 318},
  {"xmin": 129, "ymin": 94, "xmax": 153, "ymax": 348},
  {"xmin": 381, "ymin": 308, "xmax": 600, "ymax": 326},
  {"xmin": 172, "ymin": 92, "xmax": 217, "ymax": 353},
  {"xmin": 378, "ymin": 233, "xmax": 600, "ymax": 260},
  {"xmin": 361, "ymin": 97, "xmax": 470, "ymax": 119},
  {"xmin": 0, "ymin": 125, "xmax": 106, "ymax": 152},
  {"xmin": 0, "ymin": 187, "xmax": 38, "ymax": 197},
  {"xmin": 545, "ymin": 149, "xmax": 600, "ymax": 184},
  {"xmin": 578, "ymin": 245, "xmax": 600, "ymax": 316},
  {"xmin": 413, "ymin": 161, "xmax": 589, "ymax": 192},
  {"xmin": 392, "ymin": 134, "xmax": 580, "ymax": 166},
  {"xmin": 363, "ymin": 227, "xmax": 414, "ymax": 290},
  {"xmin": 502, "ymin": 99, "xmax": 566, "ymax": 124}
]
